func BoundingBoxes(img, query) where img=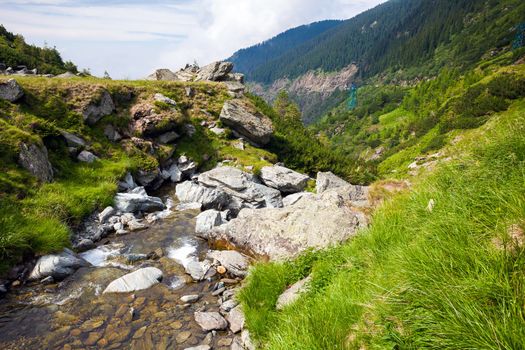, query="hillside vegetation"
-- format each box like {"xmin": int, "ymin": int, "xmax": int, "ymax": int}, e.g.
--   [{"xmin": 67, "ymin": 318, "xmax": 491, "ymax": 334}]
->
[
  {"xmin": 0, "ymin": 25, "xmax": 77, "ymax": 75},
  {"xmin": 240, "ymin": 61, "xmax": 525, "ymax": 348}
]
